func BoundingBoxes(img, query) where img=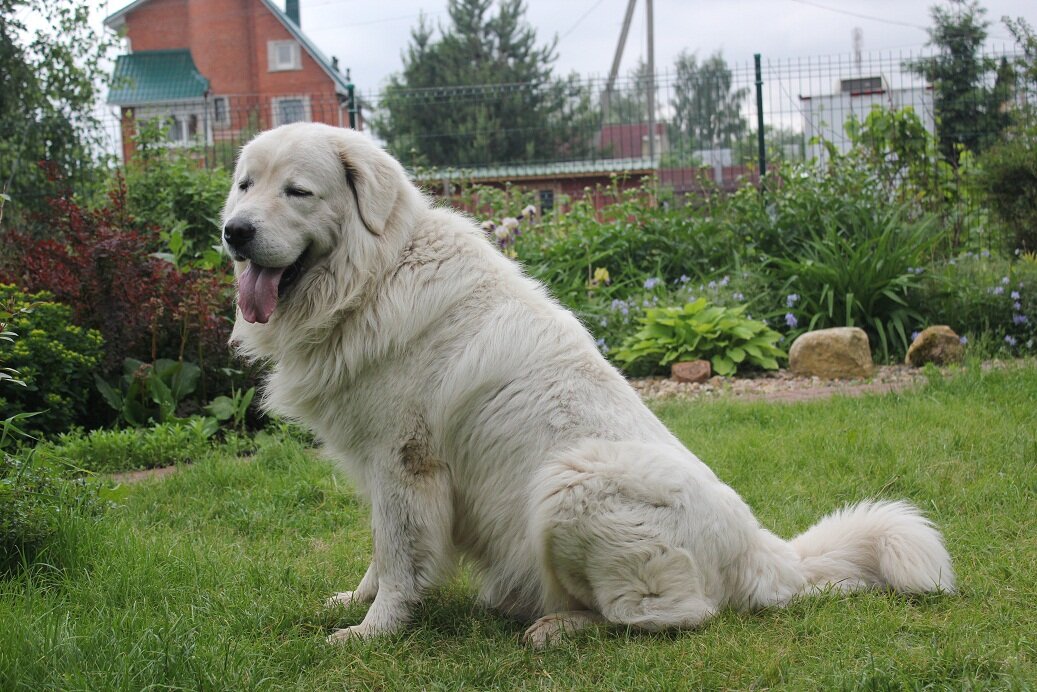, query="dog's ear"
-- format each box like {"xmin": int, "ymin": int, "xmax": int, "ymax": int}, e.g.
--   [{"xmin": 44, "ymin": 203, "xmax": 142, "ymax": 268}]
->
[{"xmin": 335, "ymin": 132, "xmax": 401, "ymax": 236}]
